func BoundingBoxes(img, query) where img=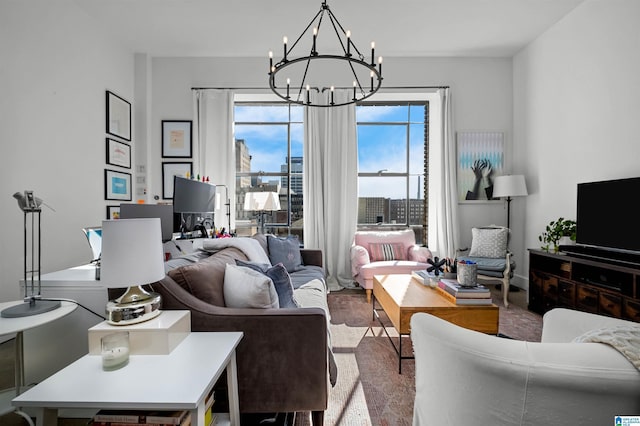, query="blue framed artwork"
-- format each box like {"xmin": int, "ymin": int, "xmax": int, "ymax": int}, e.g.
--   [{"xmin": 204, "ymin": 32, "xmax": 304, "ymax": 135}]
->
[
  {"xmin": 457, "ymin": 131, "xmax": 504, "ymax": 203},
  {"xmin": 104, "ymin": 169, "xmax": 132, "ymax": 201}
]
